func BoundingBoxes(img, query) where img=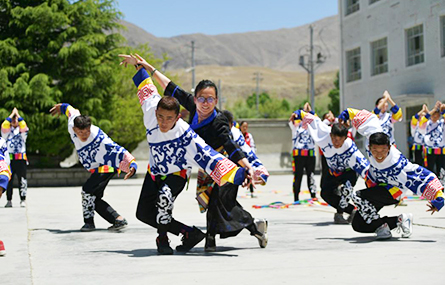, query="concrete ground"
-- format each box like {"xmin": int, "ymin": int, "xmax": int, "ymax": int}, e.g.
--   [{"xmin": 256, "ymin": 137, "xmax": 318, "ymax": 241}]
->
[{"xmin": 1, "ymin": 174, "xmax": 444, "ymax": 285}]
